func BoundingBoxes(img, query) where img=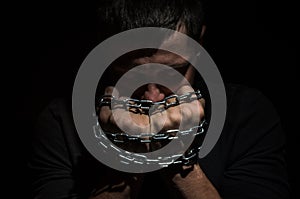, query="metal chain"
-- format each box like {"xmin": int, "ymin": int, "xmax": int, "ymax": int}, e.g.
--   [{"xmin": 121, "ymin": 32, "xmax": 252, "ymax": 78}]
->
[
  {"xmin": 98, "ymin": 90, "xmax": 202, "ymax": 111},
  {"xmin": 95, "ymin": 89, "xmax": 206, "ymax": 166},
  {"xmin": 174, "ymin": 146, "xmax": 202, "ymax": 165},
  {"xmin": 94, "ymin": 120, "xmax": 207, "ymax": 166},
  {"xmin": 108, "ymin": 120, "xmax": 206, "ymax": 165},
  {"xmin": 104, "ymin": 120, "xmax": 206, "ymax": 143}
]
